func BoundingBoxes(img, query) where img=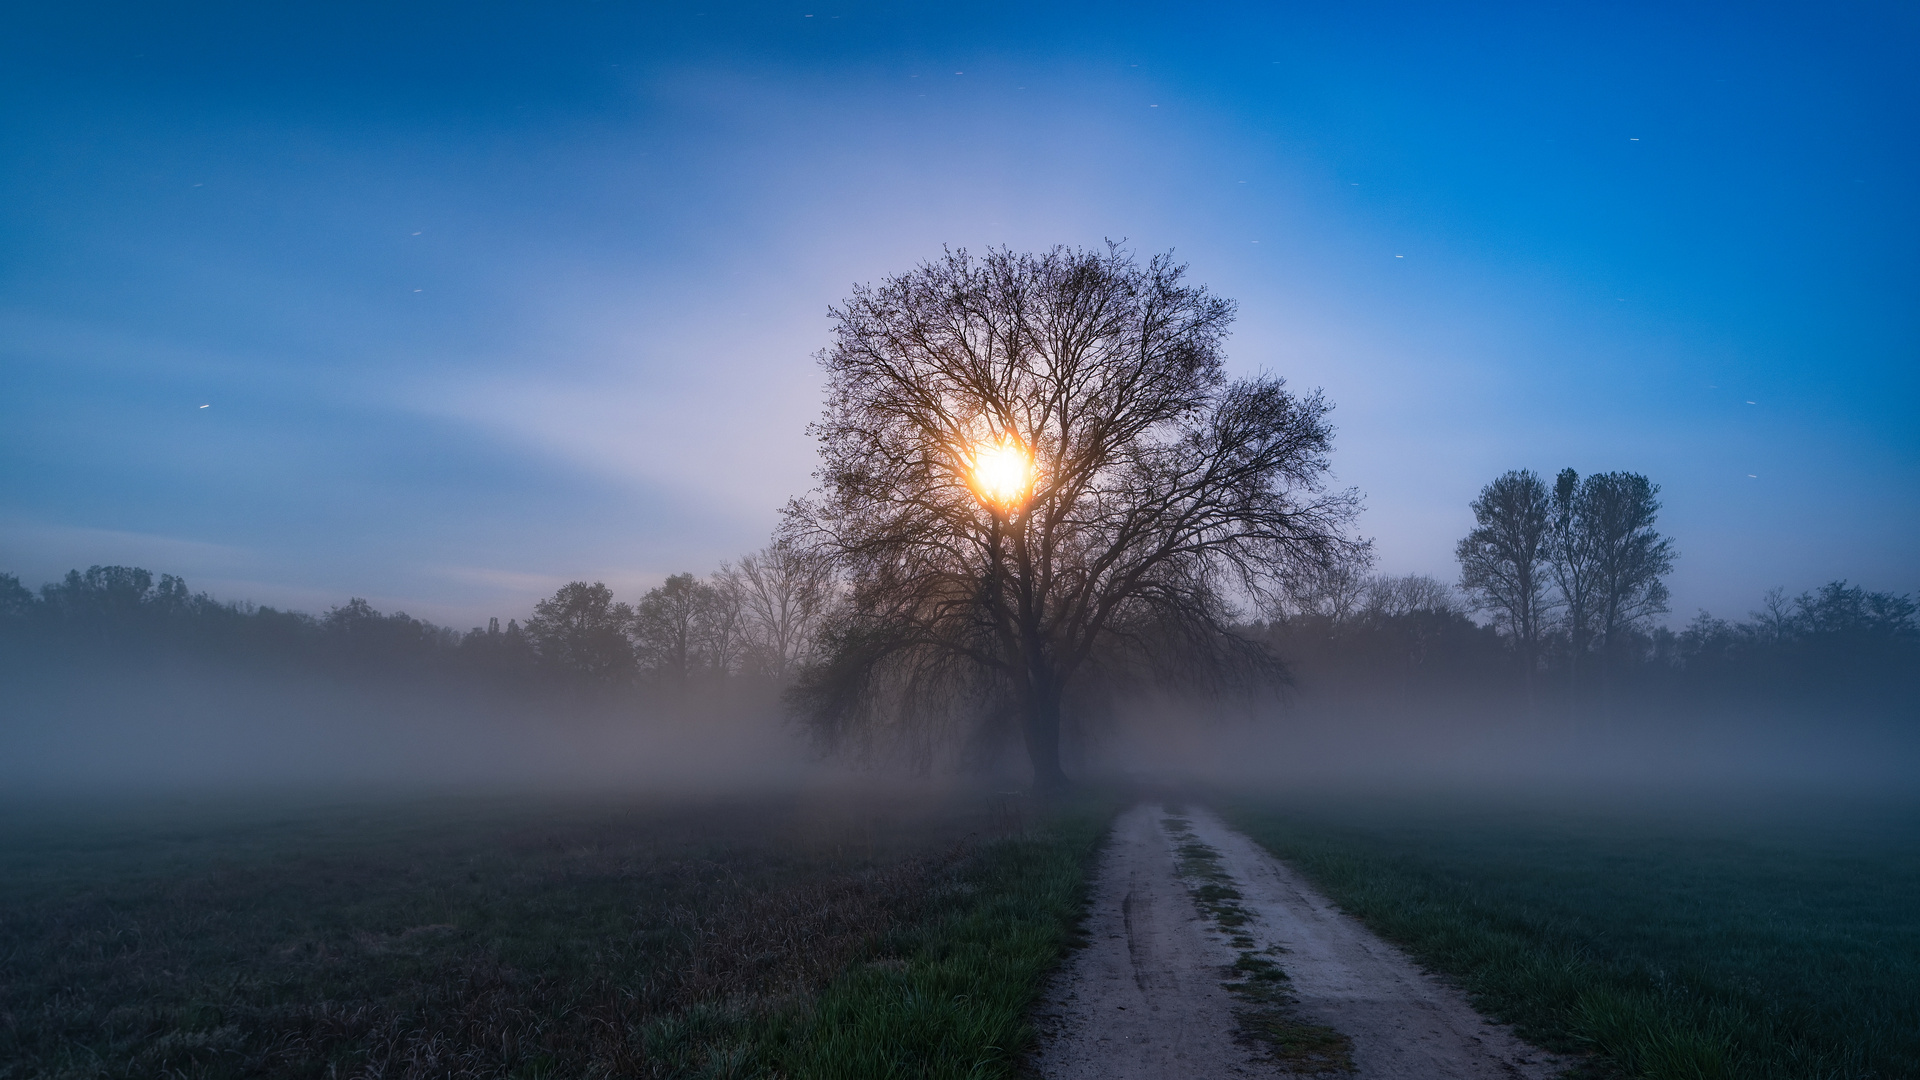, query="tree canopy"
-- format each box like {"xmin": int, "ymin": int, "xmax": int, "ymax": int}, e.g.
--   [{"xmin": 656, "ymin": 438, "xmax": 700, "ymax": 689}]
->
[
  {"xmin": 784, "ymin": 244, "xmax": 1362, "ymax": 789},
  {"xmin": 1457, "ymin": 469, "xmax": 1553, "ymax": 697}
]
